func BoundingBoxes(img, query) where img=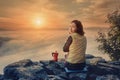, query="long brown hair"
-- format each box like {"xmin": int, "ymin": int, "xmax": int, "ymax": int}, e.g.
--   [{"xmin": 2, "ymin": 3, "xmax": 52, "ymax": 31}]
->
[{"xmin": 71, "ymin": 20, "xmax": 85, "ymax": 36}]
